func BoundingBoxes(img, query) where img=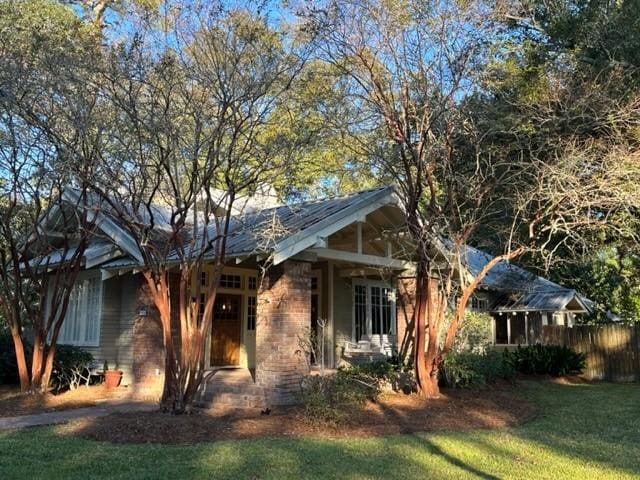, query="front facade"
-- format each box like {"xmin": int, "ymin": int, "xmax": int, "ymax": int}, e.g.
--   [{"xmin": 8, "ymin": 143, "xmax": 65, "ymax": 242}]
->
[{"xmin": 47, "ymin": 186, "xmax": 590, "ymax": 404}]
